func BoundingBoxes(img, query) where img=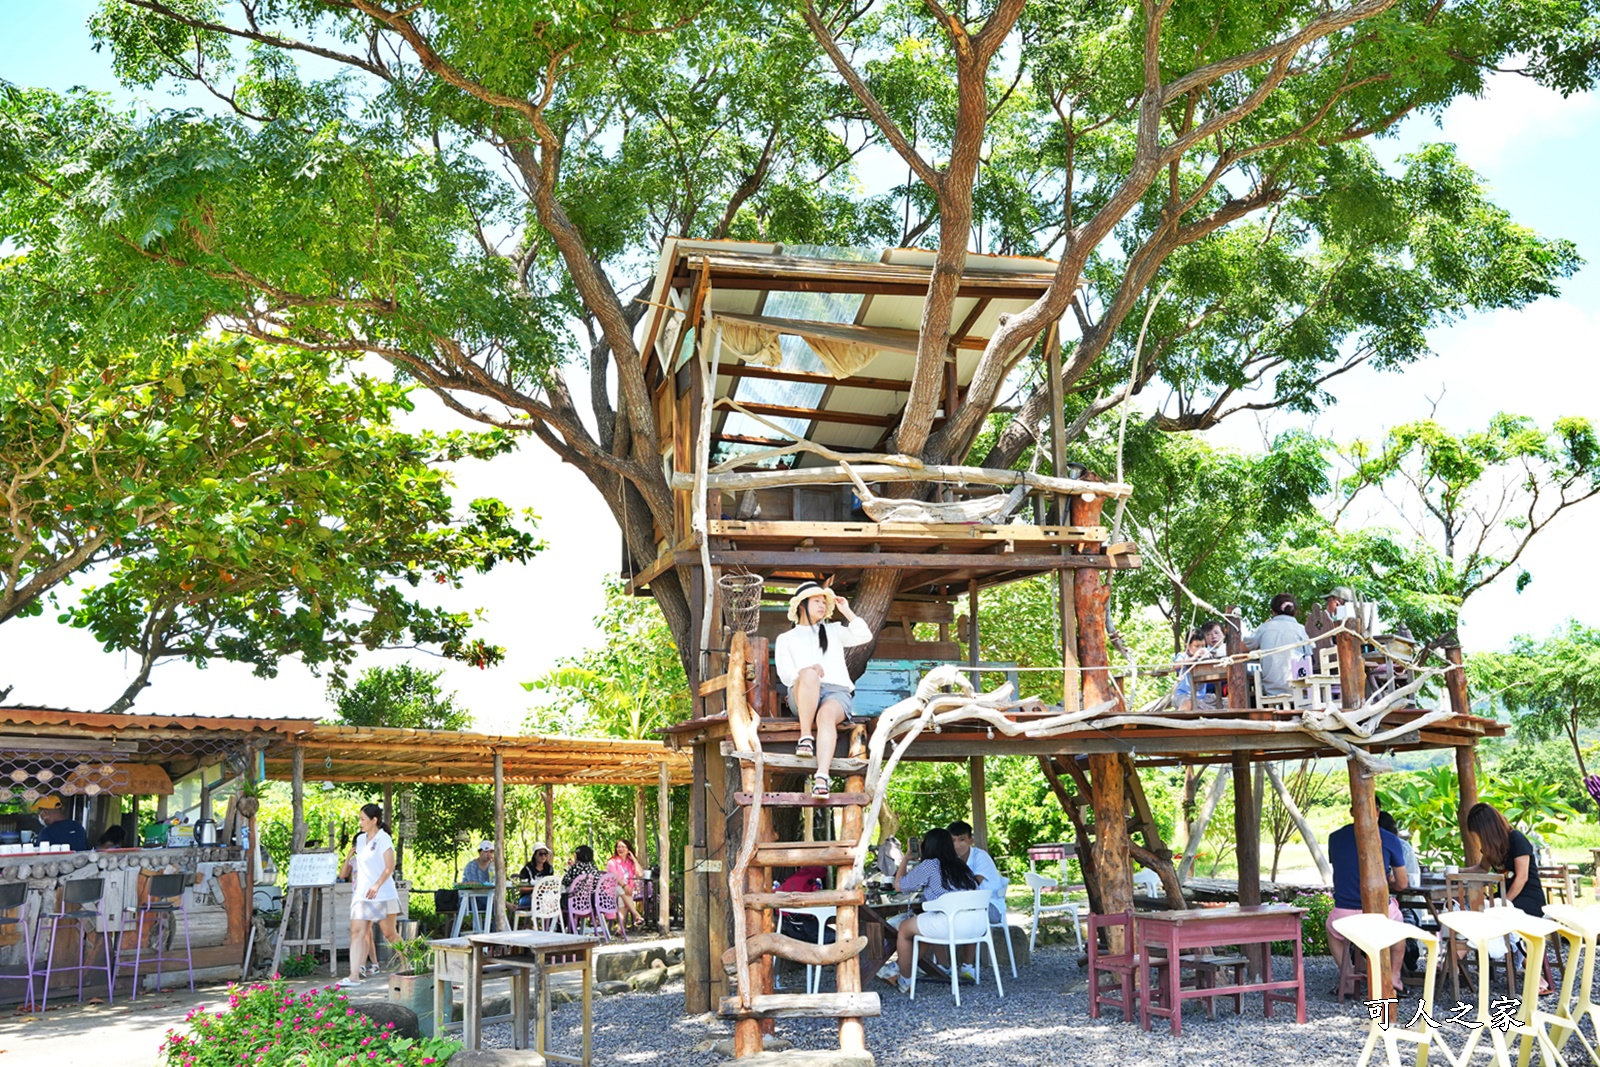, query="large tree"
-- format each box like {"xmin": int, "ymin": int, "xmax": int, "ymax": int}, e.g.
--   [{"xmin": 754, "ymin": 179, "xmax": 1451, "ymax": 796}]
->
[
  {"xmin": 0, "ymin": 335, "xmax": 540, "ymax": 707},
  {"xmin": 1, "ymin": 0, "xmax": 1593, "ymax": 680}
]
